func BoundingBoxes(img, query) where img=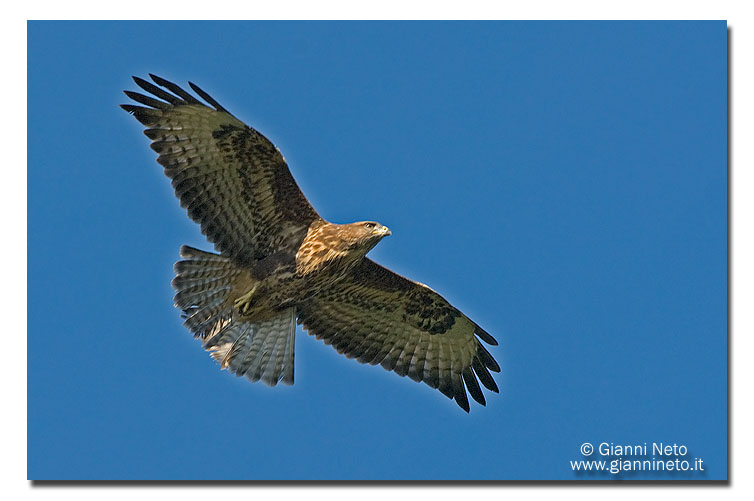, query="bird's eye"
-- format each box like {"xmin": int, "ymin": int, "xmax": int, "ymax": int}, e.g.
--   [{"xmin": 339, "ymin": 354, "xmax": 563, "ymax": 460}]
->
[{"xmin": 364, "ymin": 222, "xmax": 375, "ymax": 229}]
